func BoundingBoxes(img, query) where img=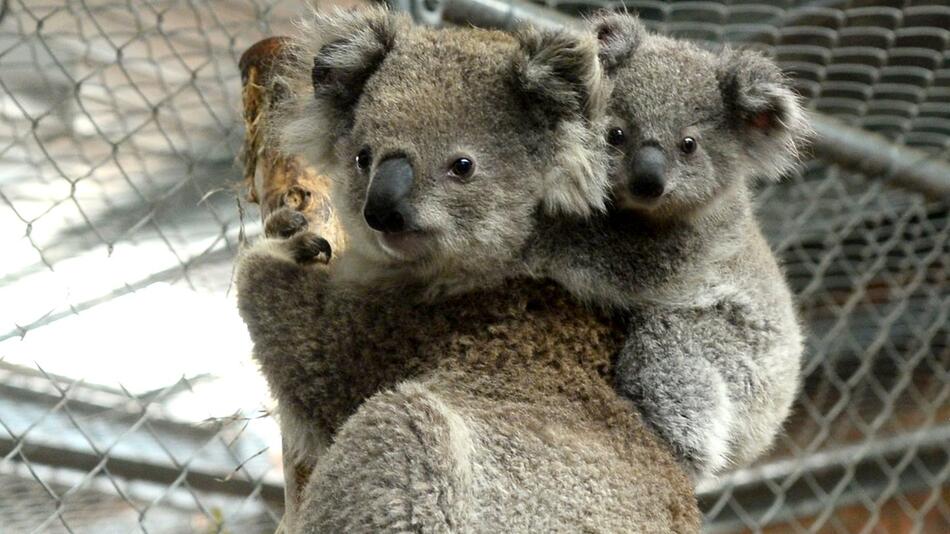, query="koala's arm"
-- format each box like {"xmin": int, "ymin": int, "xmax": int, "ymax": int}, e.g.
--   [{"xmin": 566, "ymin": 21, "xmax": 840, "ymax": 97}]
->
[
  {"xmin": 615, "ymin": 307, "xmax": 735, "ymax": 476},
  {"xmin": 235, "ymin": 209, "xmax": 438, "ymax": 442},
  {"xmin": 524, "ymin": 213, "xmax": 703, "ymax": 309},
  {"xmin": 234, "ymin": 223, "xmax": 336, "ymax": 426},
  {"xmin": 616, "ymin": 297, "xmax": 802, "ymax": 477}
]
